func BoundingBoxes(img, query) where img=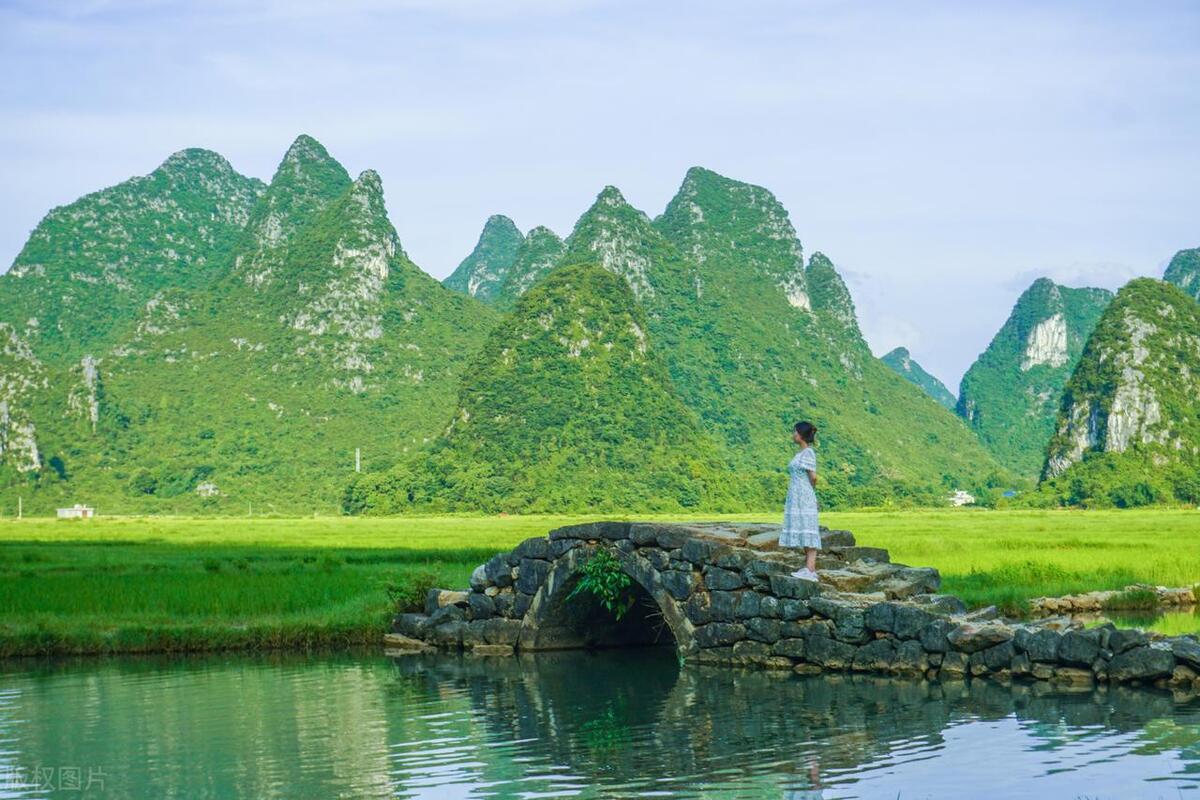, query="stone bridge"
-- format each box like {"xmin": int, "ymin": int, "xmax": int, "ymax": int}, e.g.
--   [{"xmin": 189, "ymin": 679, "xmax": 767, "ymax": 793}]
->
[{"xmin": 392, "ymin": 521, "xmax": 1200, "ymax": 690}]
